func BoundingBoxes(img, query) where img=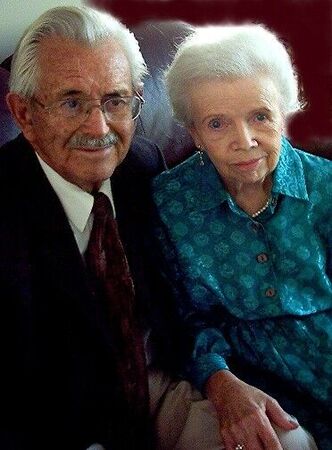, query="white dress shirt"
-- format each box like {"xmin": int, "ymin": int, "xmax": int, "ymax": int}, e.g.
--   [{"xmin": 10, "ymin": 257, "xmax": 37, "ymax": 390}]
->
[{"xmin": 36, "ymin": 153, "xmax": 115, "ymax": 255}]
